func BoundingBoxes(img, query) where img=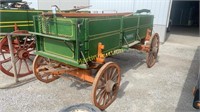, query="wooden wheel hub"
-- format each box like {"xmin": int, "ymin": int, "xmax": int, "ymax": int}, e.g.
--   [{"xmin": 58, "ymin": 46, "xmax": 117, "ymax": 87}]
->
[
  {"xmin": 105, "ymin": 80, "xmax": 117, "ymax": 93},
  {"xmin": 18, "ymin": 49, "xmax": 29, "ymax": 59}
]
